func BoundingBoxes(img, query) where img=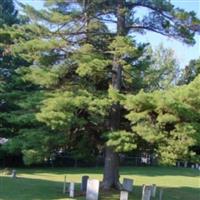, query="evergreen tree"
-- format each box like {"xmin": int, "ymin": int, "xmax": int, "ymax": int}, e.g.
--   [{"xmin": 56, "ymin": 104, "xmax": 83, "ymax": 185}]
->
[
  {"xmin": 124, "ymin": 75, "xmax": 200, "ymax": 165},
  {"xmin": 0, "ymin": 0, "xmax": 18, "ymax": 27},
  {"xmin": 0, "ymin": 0, "xmax": 55, "ymax": 166},
  {"xmin": 6, "ymin": 0, "xmax": 200, "ymax": 189}
]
